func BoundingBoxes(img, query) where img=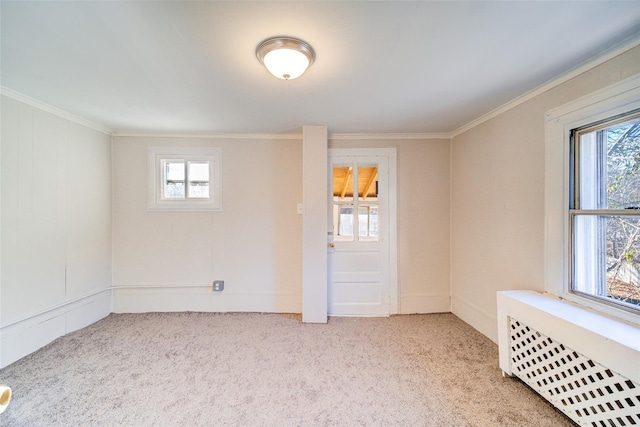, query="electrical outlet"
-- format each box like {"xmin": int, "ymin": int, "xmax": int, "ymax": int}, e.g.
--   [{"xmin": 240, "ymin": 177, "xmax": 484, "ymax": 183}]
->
[{"xmin": 213, "ymin": 280, "xmax": 224, "ymax": 291}]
